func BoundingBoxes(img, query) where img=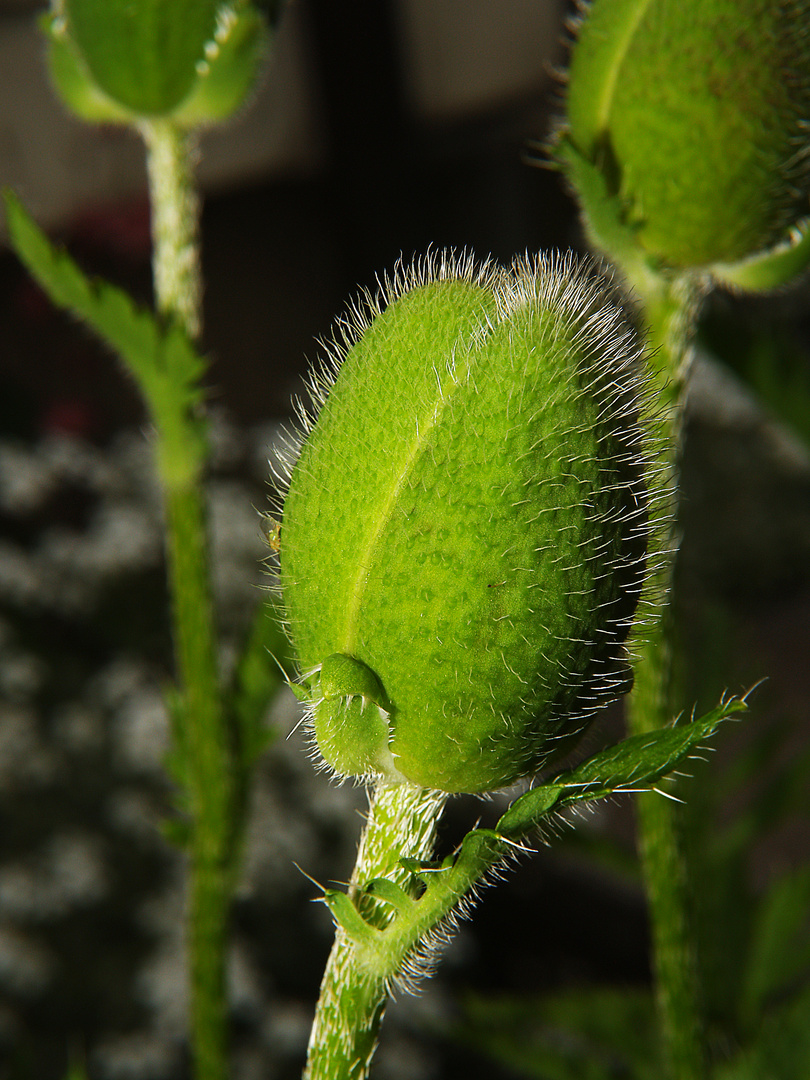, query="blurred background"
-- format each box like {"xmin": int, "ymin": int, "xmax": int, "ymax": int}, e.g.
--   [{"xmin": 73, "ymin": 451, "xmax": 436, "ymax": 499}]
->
[{"xmin": 1, "ymin": 1, "xmax": 809, "ymax": 1078}]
